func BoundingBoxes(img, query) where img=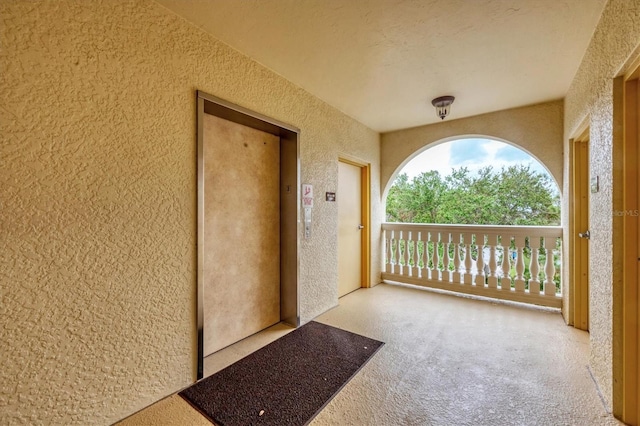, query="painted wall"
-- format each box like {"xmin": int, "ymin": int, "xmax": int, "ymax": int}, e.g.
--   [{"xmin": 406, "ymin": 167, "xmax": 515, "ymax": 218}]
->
[
  {"xmin": 562, "ymin": 0, "xmax": 640, "ymax": 410},
  {"xmin": 380, "ymin": 100, "xmax": 564, "ymax": 196},
  {"xmin": 0, "ymin": 1, "xmax": 380, "ymax": 424}
]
